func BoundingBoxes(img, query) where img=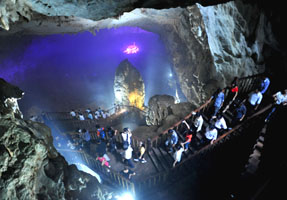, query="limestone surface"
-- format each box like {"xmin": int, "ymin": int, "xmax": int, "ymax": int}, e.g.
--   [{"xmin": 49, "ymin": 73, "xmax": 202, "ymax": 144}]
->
[{"xmin": 114, "ymin": 59, "xmax": 145, "ymax": 110}]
